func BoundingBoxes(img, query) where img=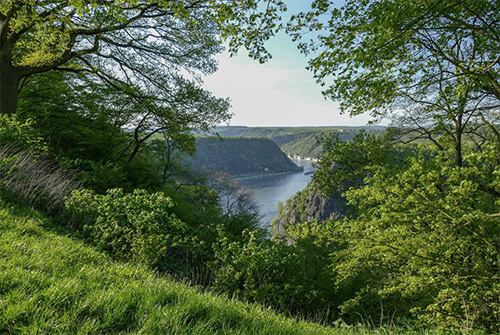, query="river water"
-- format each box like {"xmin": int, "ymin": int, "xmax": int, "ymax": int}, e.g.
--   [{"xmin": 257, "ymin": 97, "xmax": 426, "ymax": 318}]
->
[{"xmin": 237, "ymin": 160, "xmax": 315, "ymax": 229}]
